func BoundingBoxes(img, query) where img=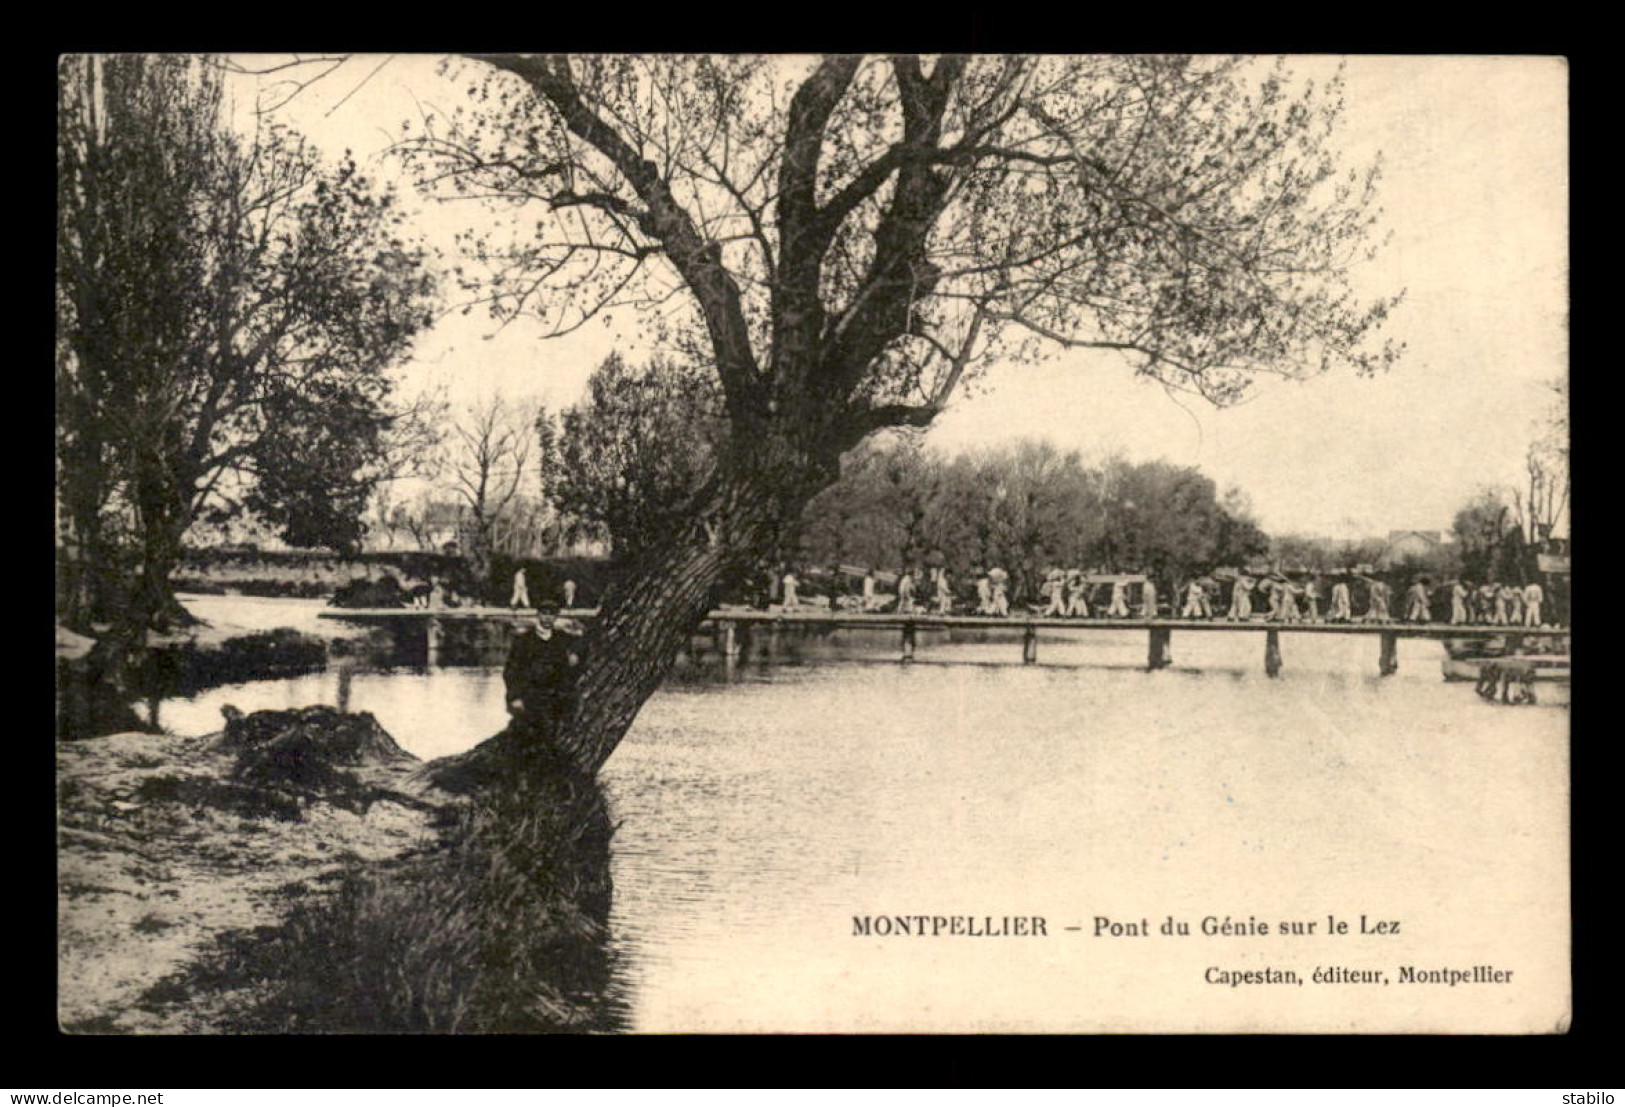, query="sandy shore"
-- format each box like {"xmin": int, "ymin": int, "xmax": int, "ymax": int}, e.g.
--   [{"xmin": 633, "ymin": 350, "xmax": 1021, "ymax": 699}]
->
[{"xmin": 57, "ymin": 726, "xmax": 450, "ymax": 1033}]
